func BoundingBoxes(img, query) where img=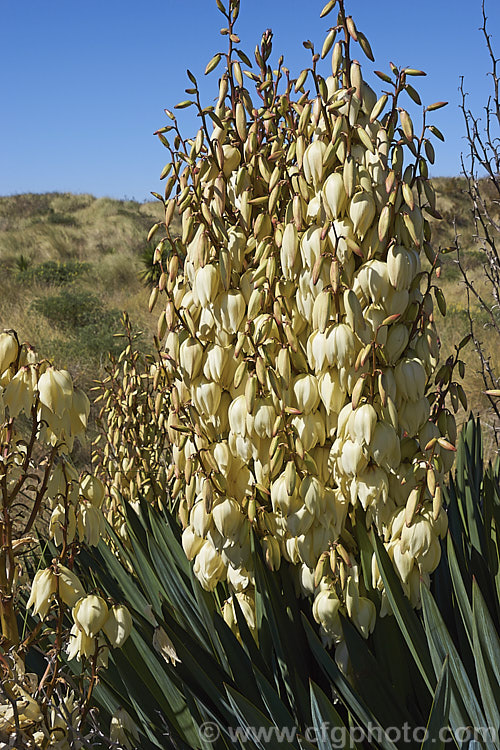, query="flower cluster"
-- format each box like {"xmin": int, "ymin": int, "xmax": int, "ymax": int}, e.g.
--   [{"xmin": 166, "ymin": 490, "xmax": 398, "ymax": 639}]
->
[{"xmin": 148, "ymin": 4, "xmax": 458, "ymax": 648}]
